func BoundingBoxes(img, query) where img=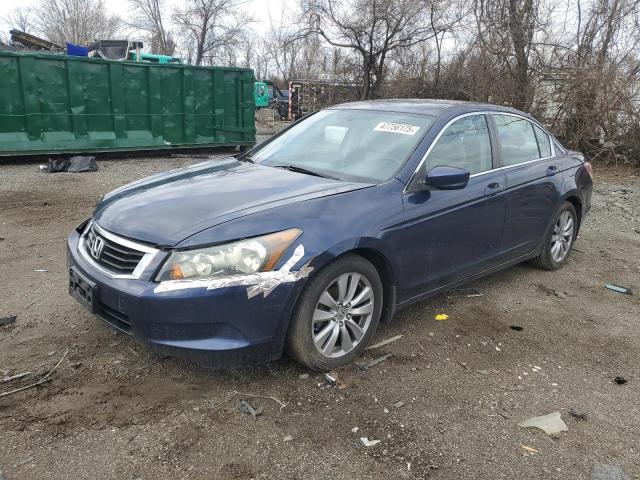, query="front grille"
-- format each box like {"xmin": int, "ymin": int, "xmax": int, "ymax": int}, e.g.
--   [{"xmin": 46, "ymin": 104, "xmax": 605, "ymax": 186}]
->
[{"xmin": 84, "ymin": 225, "xmax": 145, "ymax": 274}]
